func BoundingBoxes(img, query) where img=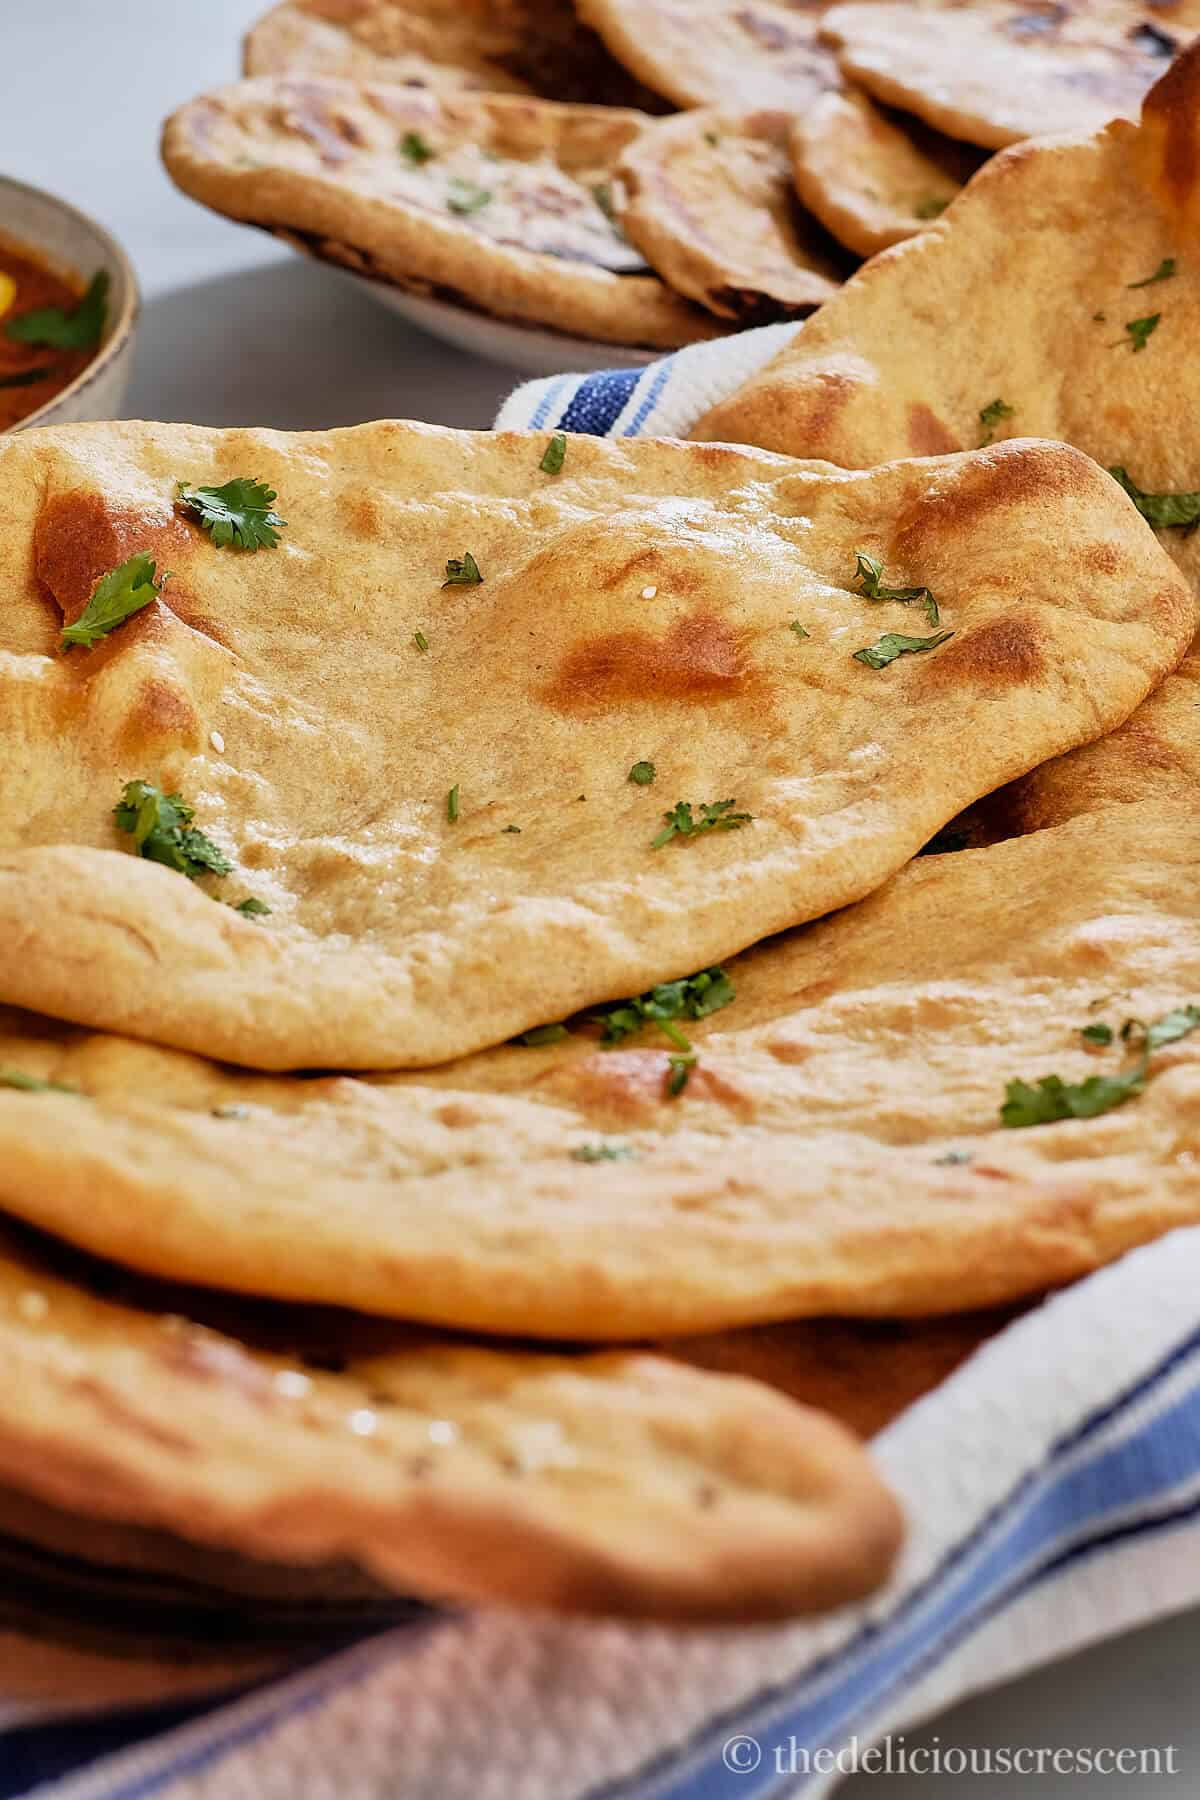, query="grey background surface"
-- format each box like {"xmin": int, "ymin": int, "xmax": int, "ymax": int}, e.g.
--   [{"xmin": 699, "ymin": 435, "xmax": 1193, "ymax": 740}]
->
[{"xmin": 2, "ymin": 4, "xmax": 1197, "ymax": 1792}]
